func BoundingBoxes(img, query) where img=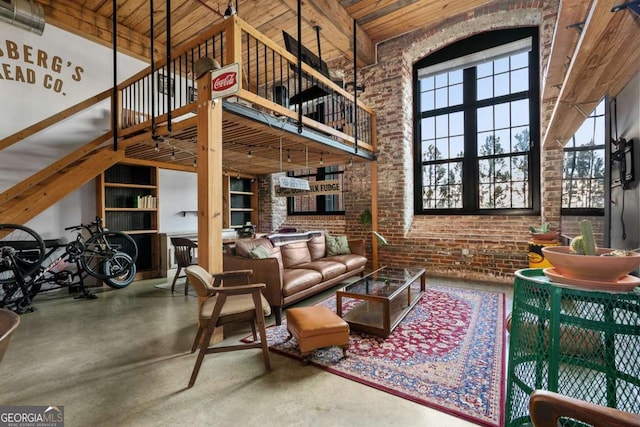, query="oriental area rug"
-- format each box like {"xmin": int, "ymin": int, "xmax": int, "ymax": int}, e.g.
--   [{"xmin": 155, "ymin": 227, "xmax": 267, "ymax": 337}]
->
[{"xmin": 264, "ymin": 285, "xmax": 506, "ymax": 427}]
